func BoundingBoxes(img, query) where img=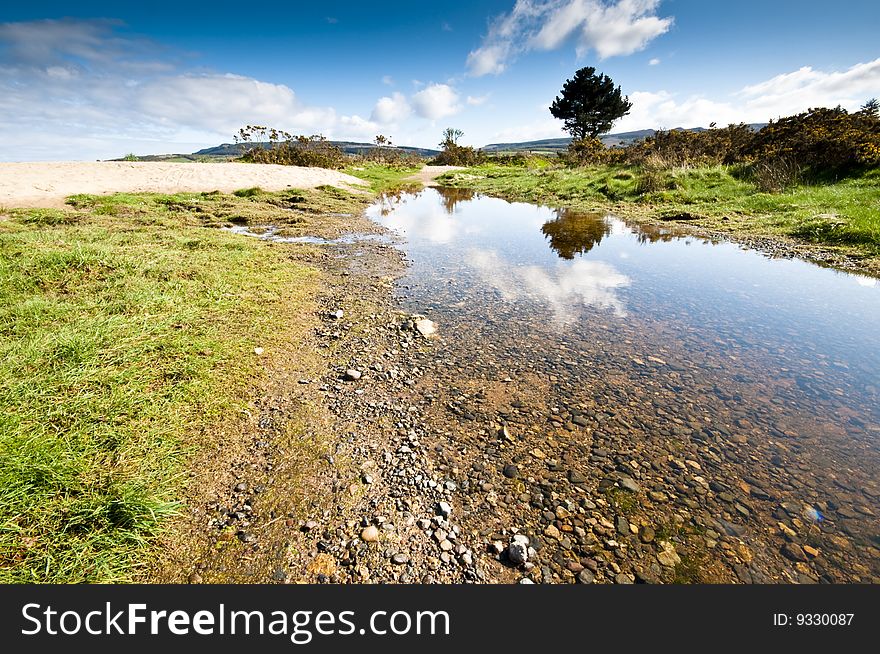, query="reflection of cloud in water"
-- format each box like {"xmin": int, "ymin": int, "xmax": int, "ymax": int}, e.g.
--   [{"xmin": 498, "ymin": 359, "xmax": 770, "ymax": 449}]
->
[
  {"xmin": 468, "ymin": 248, "xmax": 631, "ymax": 321},
  {"xmin": 855, "ymin": 275, "xmax": 877, "ymax": 288},
  {"xmin": 369, "ymin": 199, "xmax": 463, "ymax": 244}
]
